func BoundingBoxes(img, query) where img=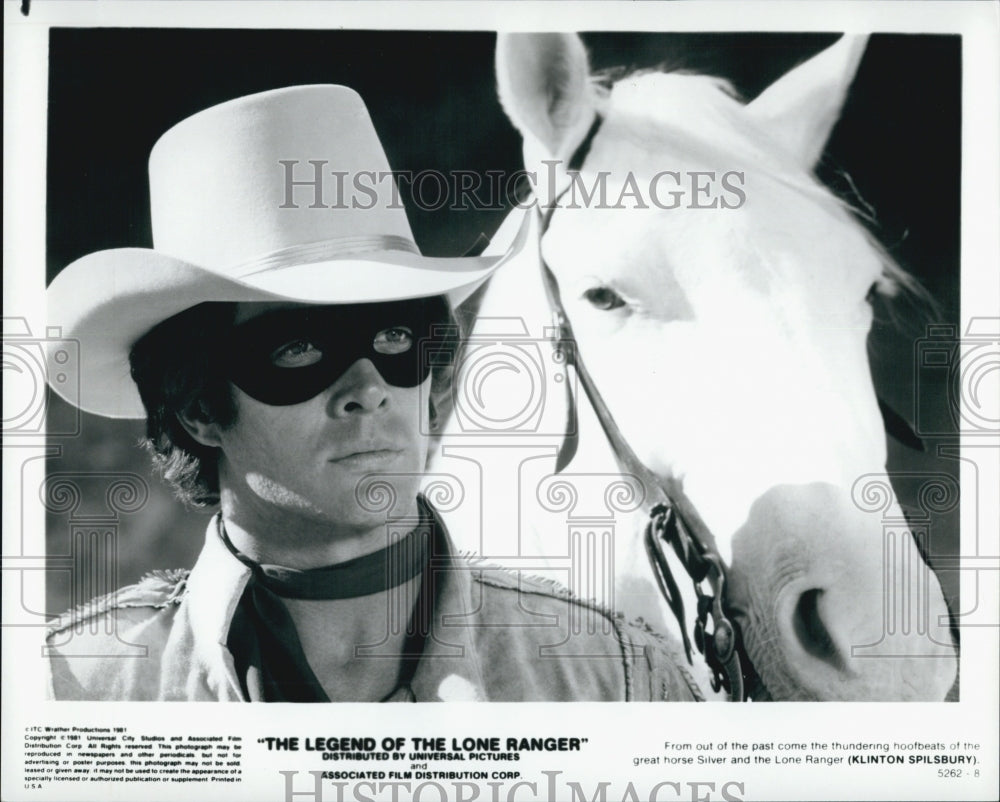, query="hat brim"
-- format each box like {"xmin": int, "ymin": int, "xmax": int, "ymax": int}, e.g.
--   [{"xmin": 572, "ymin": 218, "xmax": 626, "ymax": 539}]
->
[{"xmin": 47, "ymin": 208, "xmax": 530, "ymax": 419}]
